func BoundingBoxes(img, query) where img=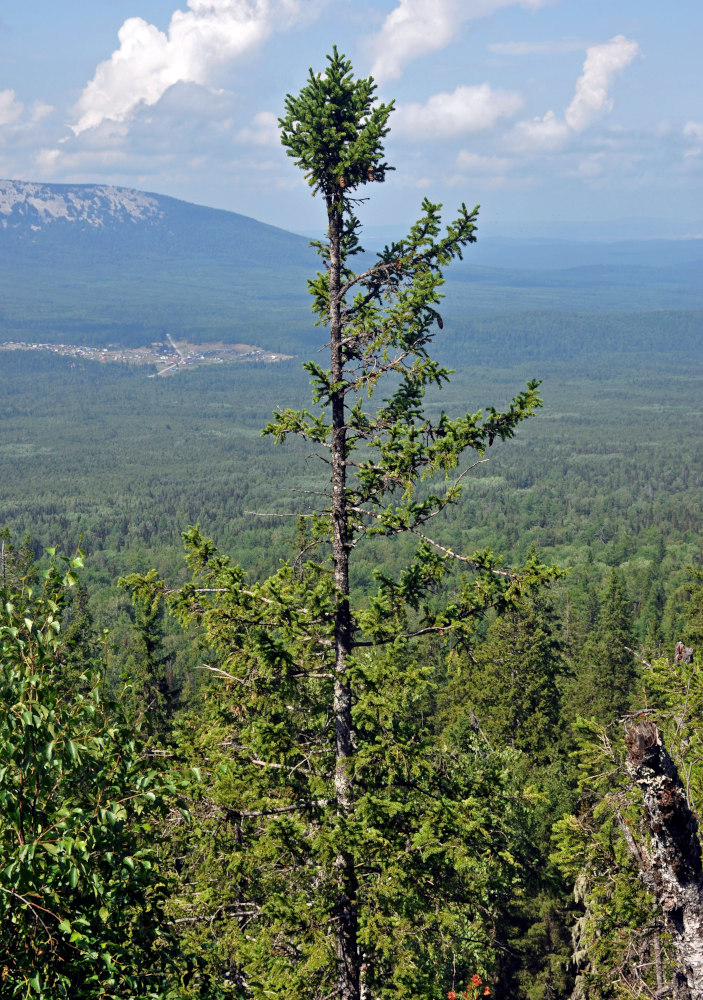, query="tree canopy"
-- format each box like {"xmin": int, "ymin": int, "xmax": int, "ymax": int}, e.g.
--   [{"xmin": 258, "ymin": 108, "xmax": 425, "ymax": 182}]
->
[{"xmin": 0, "ymin": 549, "xmax": 177, "ymax": 999}]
